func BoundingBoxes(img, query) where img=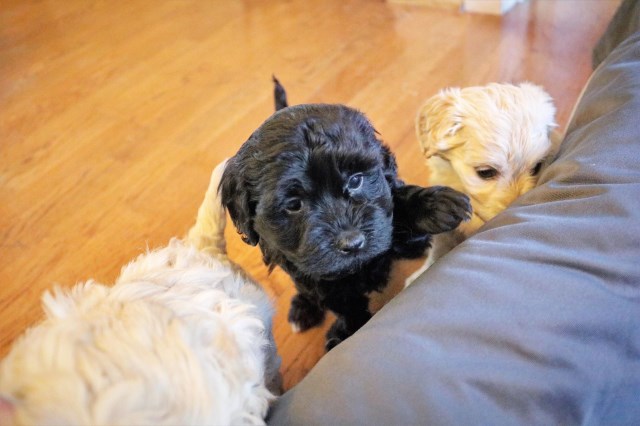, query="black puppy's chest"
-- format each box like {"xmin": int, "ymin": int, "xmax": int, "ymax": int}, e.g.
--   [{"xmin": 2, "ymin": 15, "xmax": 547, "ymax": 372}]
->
[{"xmin": 289, "ymin": 254, "xmax": 392, "ymax": 311}]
